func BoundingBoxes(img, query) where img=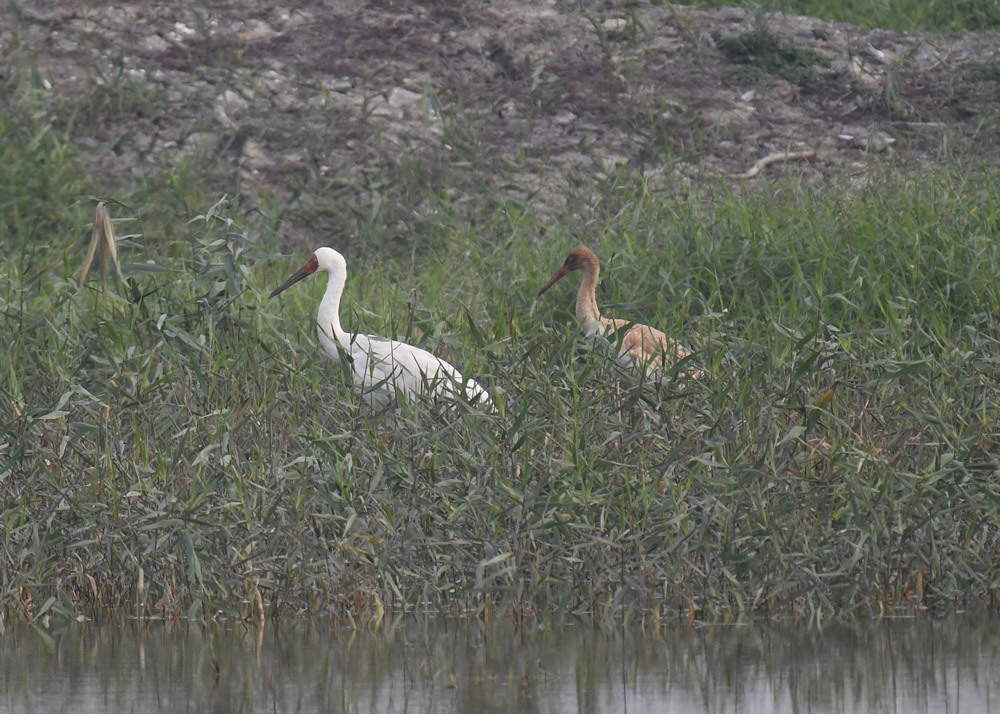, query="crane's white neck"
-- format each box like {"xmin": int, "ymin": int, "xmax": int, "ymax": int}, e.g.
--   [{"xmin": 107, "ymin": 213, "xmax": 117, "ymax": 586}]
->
[{"xmin": 317, "ymin": 262, "xmax": 350, "ymax": 350}]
